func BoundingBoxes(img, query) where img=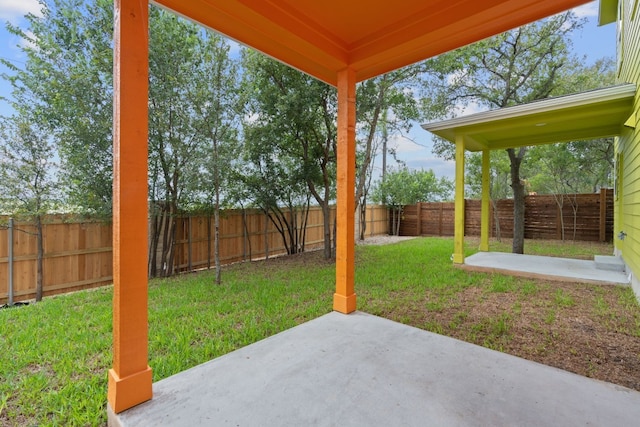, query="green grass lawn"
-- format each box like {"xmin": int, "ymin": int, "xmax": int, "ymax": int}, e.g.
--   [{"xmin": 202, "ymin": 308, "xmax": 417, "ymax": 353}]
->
[{"xmin": 1, "ymin": 237, "xmax": 637, "ymax": 426}]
